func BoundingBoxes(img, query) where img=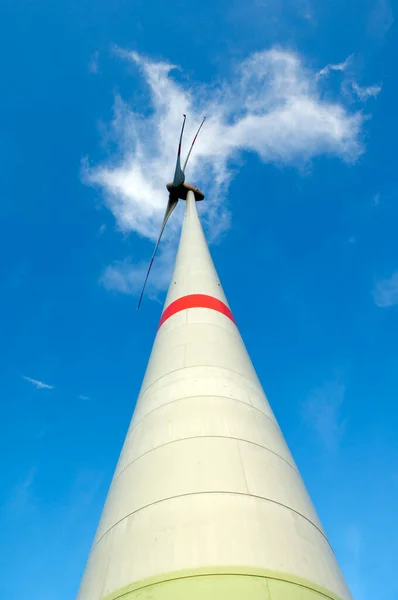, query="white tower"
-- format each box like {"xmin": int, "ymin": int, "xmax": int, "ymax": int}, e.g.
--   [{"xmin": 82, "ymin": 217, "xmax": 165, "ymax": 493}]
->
[{"xmin": 77, "ymin": 120, "xmax": 352, "ymax": 600}]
